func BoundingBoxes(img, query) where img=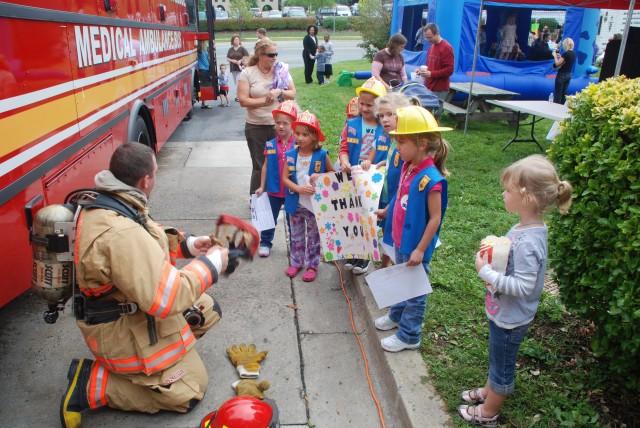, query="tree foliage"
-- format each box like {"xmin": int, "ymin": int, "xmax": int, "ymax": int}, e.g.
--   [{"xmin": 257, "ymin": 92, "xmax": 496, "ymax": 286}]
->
[
  {"xmin": 228, "ymin": 0, "xmax": 255, "ymax": 35},
  {"xmin": 547, "ymin": 76, "xmax": 640, "ymax": 390},
  {"xmin": 350, "ymin": 0, "xmax": 391, "ymax": 62}
]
